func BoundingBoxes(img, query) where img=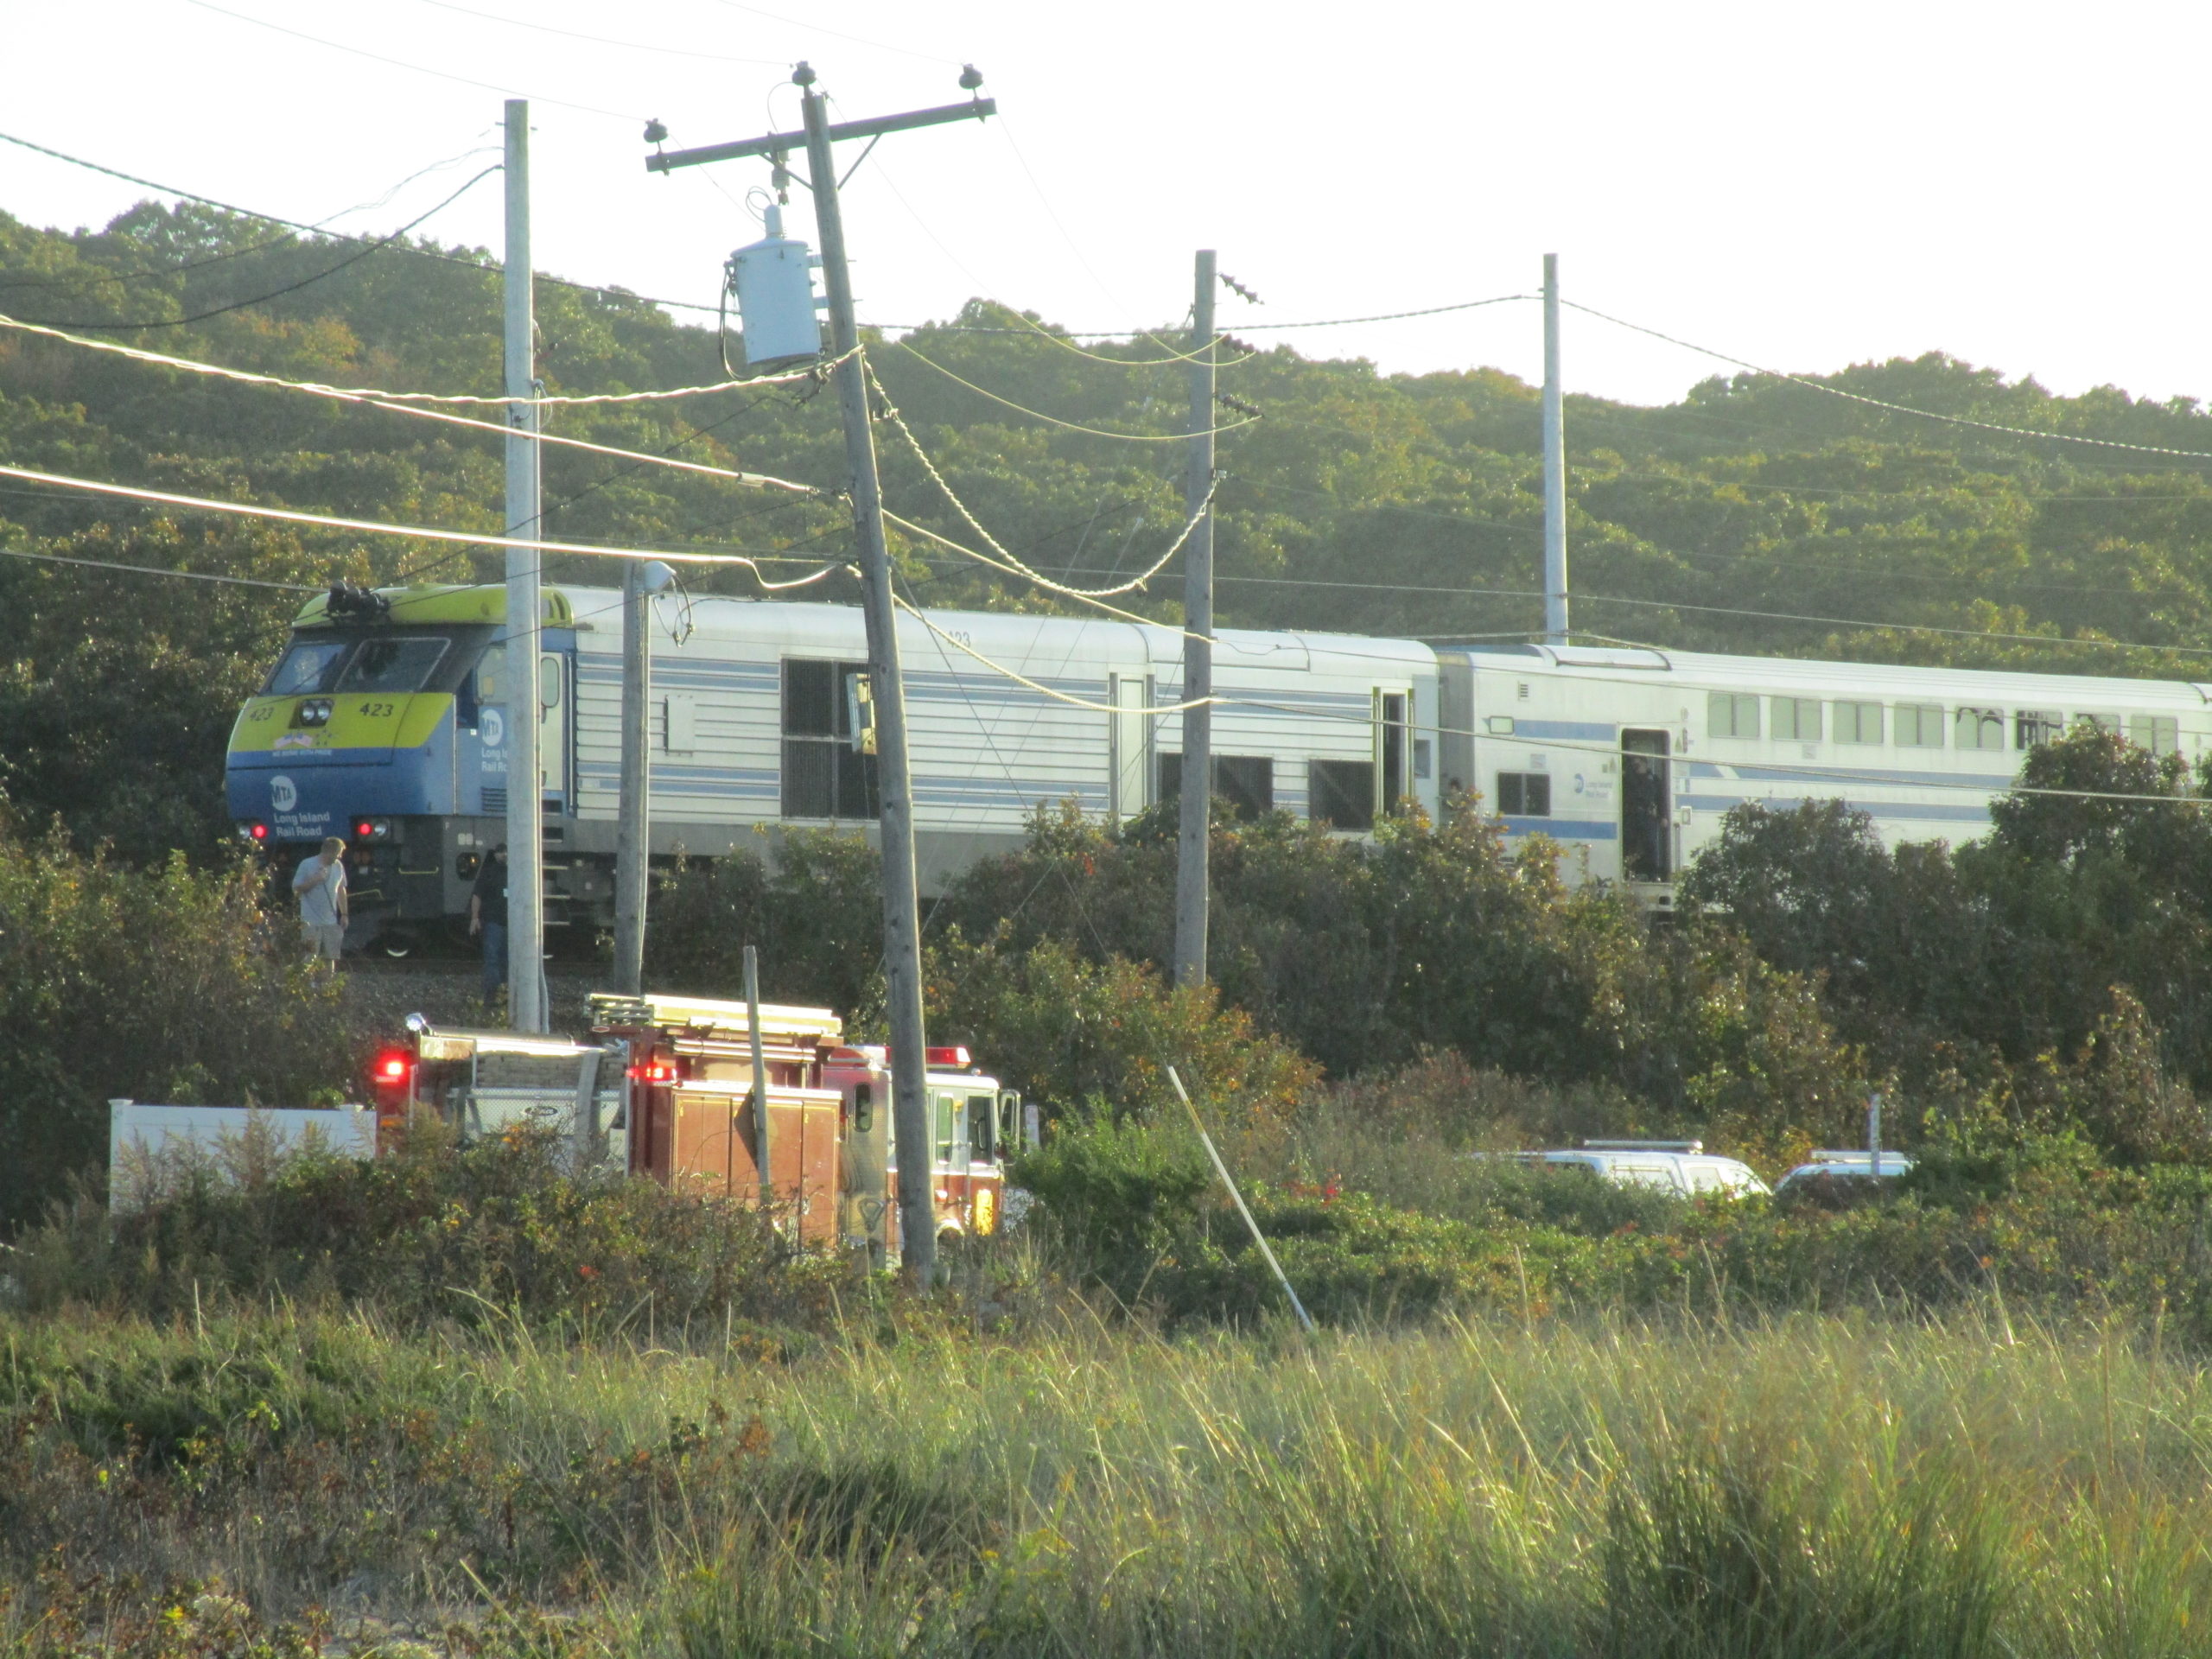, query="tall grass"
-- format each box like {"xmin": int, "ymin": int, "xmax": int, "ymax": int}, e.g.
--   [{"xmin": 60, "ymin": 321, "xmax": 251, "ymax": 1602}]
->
[{"xmin": 4, "ymin": 1306, "xmax": 2210, "ymax": 1656}]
